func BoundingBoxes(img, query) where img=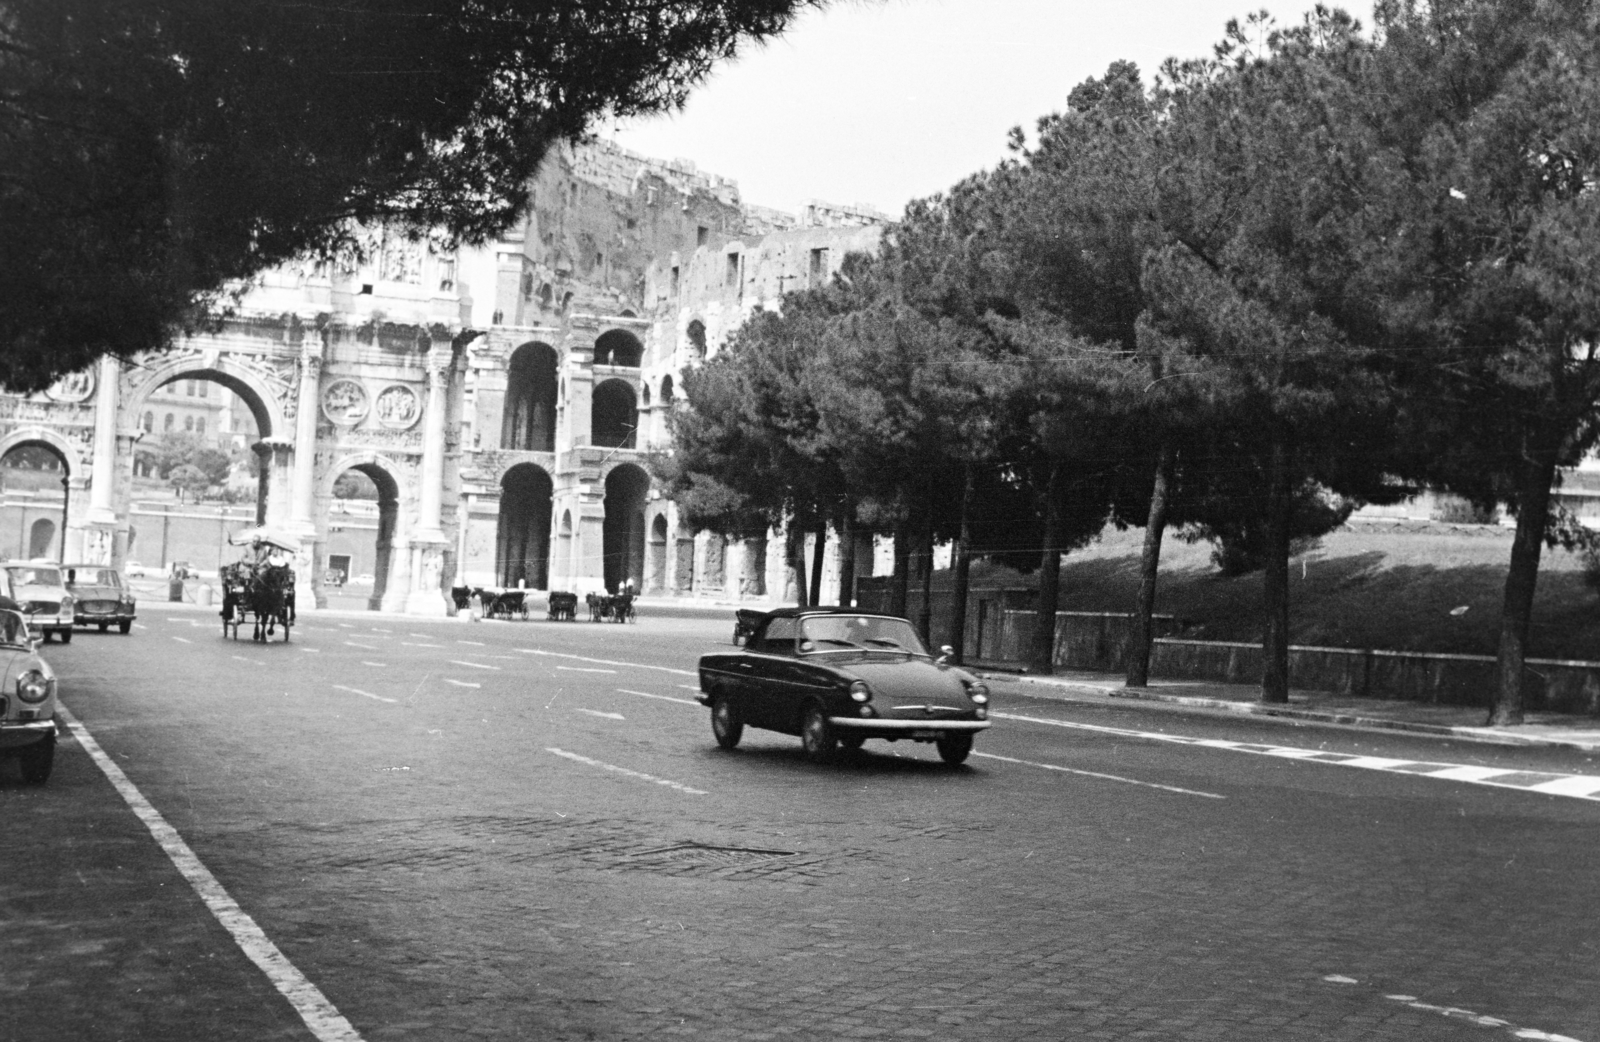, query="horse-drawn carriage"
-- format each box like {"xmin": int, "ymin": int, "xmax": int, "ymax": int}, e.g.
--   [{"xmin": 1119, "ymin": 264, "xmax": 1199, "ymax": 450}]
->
[
  {"xmin": 586, "ymin": 590, "xmax": 636, "ymax": 623},
  {"xmin": 547, "ymin": 591, "xmax": 578, "ymax": 620},
  {"xmin": 221, "ymin": 526, "xmax": 297, "ymax": 642}
]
